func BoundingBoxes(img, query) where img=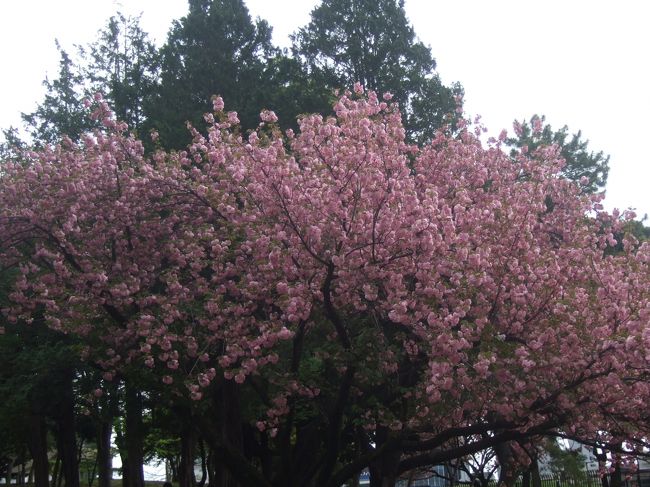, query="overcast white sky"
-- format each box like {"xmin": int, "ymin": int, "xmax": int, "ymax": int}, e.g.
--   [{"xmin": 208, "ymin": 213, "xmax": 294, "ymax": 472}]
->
[{"xmin": 1, "ymin": 0, "xmax": 648, "ymax": 220}]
